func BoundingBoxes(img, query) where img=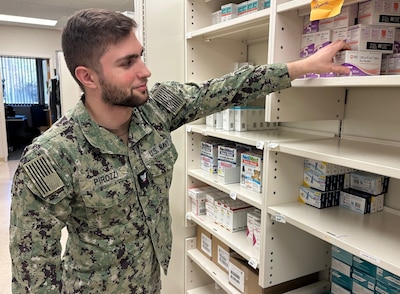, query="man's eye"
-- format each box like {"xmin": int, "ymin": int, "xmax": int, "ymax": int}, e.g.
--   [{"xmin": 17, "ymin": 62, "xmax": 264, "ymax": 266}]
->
[{"xmin": 122, "ymin": 60, "xmax": 133, "ymax": 67}]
